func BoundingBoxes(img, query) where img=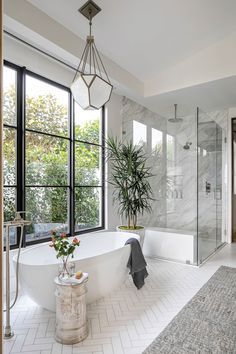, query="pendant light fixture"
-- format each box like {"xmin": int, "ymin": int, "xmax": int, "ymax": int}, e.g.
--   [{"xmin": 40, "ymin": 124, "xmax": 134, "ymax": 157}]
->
[{"xmin": 71, "ymin": 0, "xmax": 113, "ymax": 110}]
